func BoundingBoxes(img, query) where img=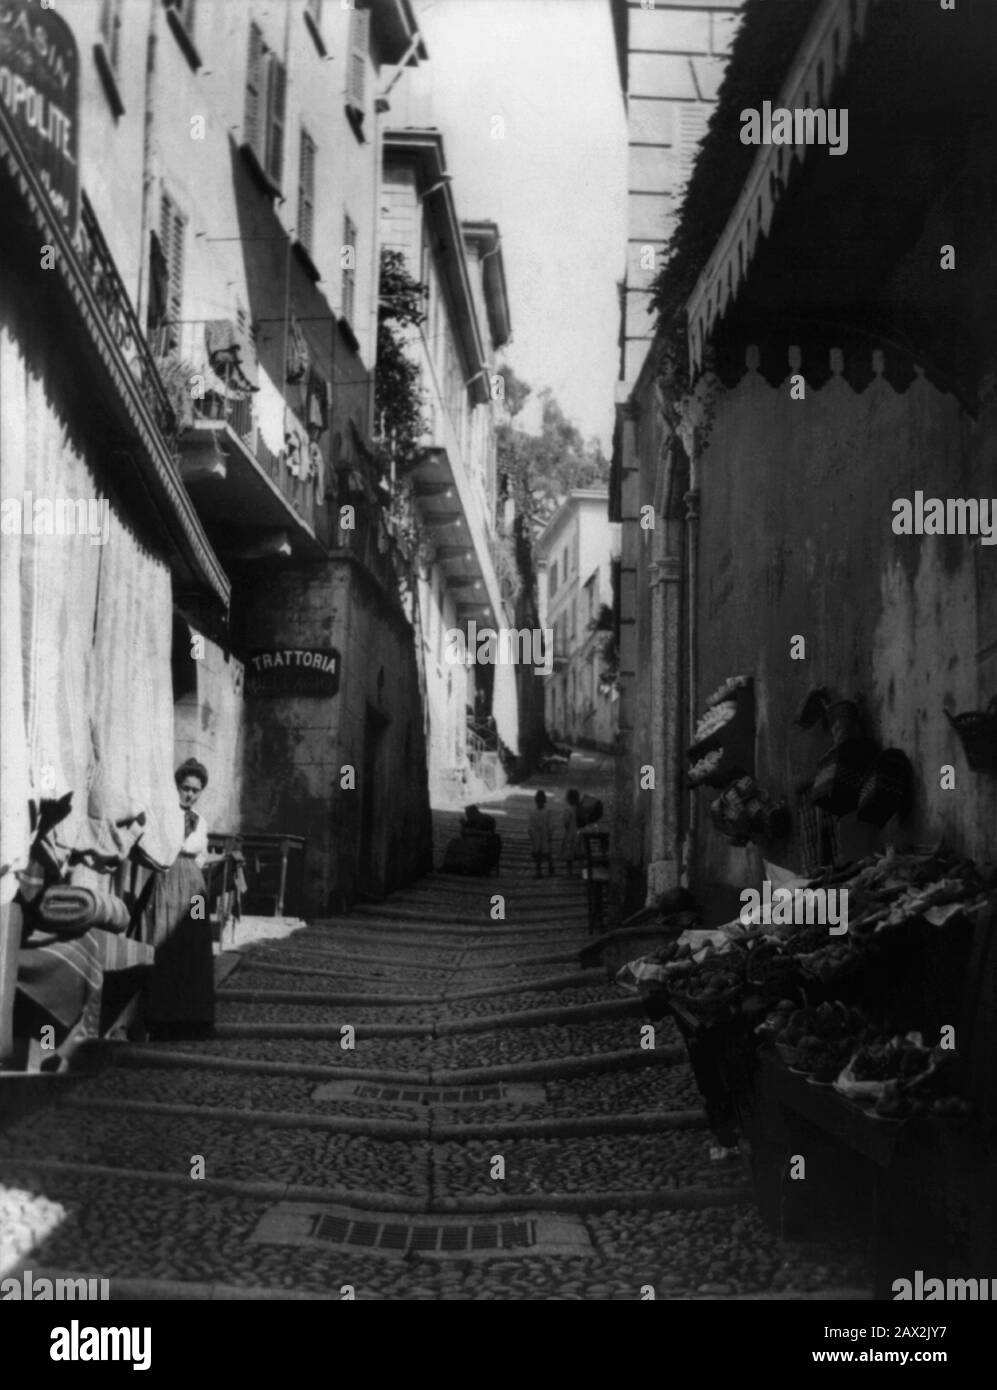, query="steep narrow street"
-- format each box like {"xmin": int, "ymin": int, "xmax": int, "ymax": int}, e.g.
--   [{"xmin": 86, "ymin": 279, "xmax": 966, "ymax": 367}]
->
[{"xmin": 0, "ymin": 759, "xmax": 870, "ymax": 1301}]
